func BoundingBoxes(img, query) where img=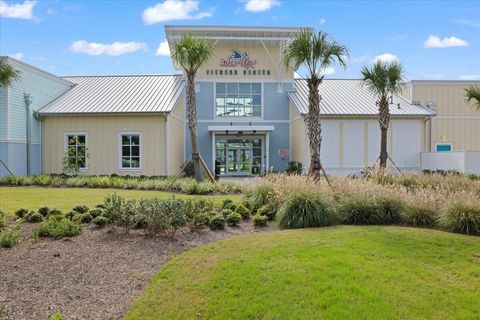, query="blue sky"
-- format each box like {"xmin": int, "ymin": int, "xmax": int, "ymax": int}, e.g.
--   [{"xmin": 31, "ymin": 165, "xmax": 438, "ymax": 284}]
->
[{"xmin": 1, "ymin": 0, "xmax": 479, "ymax": 80}]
